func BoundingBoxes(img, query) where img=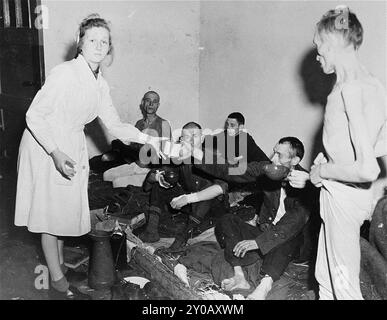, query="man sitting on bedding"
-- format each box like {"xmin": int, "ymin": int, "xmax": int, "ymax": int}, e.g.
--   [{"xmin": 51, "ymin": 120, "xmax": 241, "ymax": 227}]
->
[
  {"xmin": 102, "ymin": 90, "xmax": 172, "ymax": 187},
  {"xmin": 139, "ymin": 122, "xmax": 229, "ymax": 251},
  {"xmin": 193, "ymin": 137, "xmax": 317, "ymax": 300}
]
